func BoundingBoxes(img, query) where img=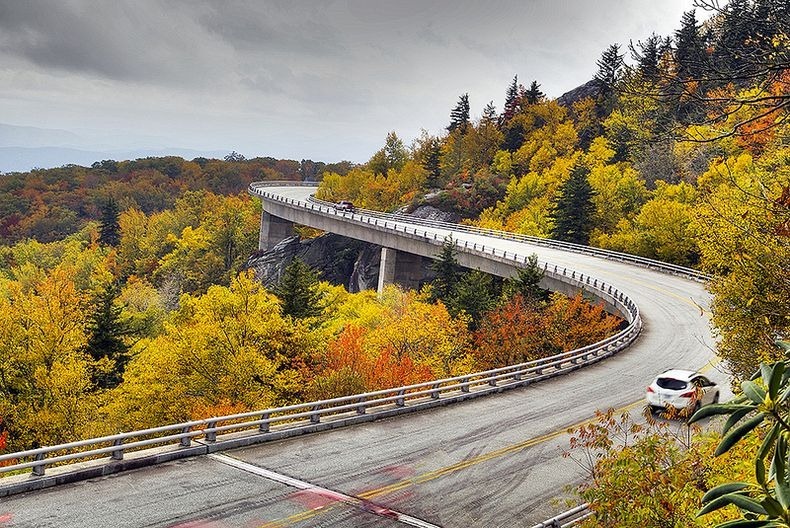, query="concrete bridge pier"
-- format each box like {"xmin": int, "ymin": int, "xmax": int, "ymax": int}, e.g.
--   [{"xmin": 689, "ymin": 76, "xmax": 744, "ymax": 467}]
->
[
  {"xmin": 377, "ymin": 247, "xmax": 425, "ymax": 294},
  {"xmin": 259, "ymin": 210, "xmax": 295, "ymax": 251}
]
